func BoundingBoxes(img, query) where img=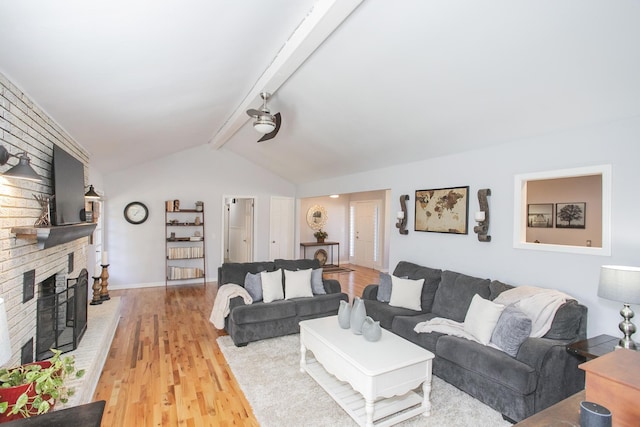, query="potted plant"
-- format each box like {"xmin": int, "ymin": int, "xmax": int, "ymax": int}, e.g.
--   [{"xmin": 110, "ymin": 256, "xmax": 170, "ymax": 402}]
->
[
  {"xmin": 314, "ymin": 230, "xmax": 328, "ymax": 243},
  {"xmin": 0, "ymin": 349, "xmax": 85, "ymax": 421}
]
